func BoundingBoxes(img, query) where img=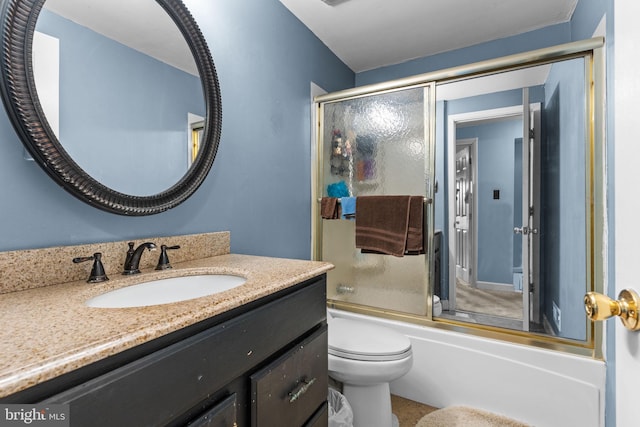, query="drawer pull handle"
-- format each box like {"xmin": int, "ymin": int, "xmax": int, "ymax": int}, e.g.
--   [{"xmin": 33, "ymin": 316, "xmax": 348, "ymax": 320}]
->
[{"xmin": 288, "ymin": 377, "xmax": 316, "ymax": 403}]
